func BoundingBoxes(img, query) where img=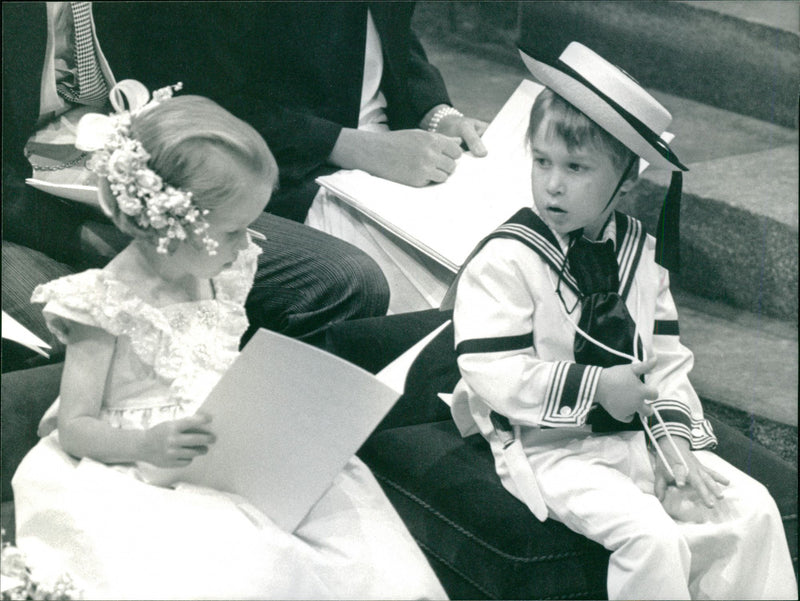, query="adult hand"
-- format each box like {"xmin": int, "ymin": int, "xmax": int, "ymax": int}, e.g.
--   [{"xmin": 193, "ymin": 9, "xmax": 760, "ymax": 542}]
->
[
  {"xmin": 652, "ymin": 435, "xmax": 729, "ymax": 509},
  {"xmin": 436, "ymin": 114, "xmax": 489, "ymax": 157},
  {"xmin": 331, "ymin": 128, "xmax": 464, "ymax": 187},
  {"xmin": 140, "ymin": 413, "xmax": 216, "ymax": 468},
  {"xmin": 595, "ymin": 357, "xmax": 658, "ymax": 422}
]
